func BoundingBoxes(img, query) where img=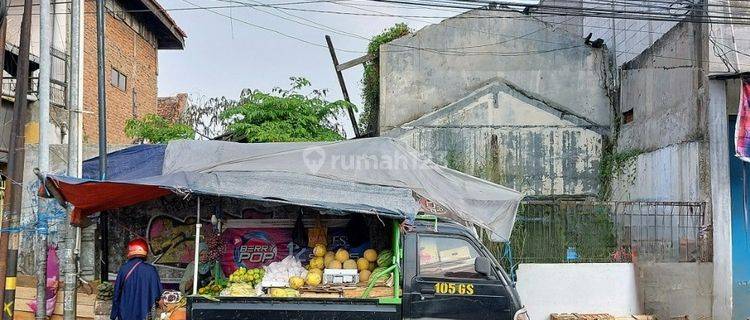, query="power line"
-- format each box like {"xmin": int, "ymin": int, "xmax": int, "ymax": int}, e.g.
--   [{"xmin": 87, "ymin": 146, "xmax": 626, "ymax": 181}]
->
[
  {"xmin": 15, "ymin": 0, "xmax": 750, "ymax": 25},
  {"xmin": 9, "ymin": 0, "xmax": 750, "ymax": 66},
  {"xmin": 179, "ymin": 0, "xmax": 367, "ymax": 52},
  {"xmin": 367, "ymin": 0, "xmax": 750, "ymax": 24},
  {"xmin": 216, "ymin": 0, "xmax": 371, "ymax": 40}
]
